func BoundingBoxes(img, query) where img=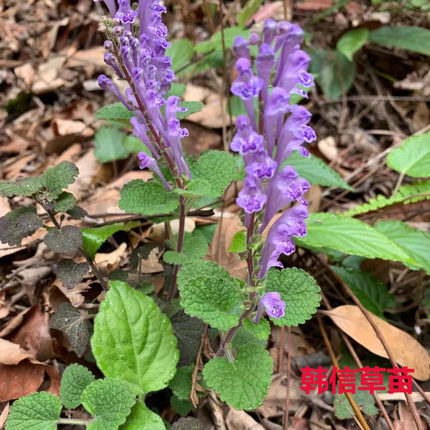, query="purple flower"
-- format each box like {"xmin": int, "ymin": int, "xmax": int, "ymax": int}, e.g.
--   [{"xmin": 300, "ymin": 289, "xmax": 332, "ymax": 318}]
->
[
  {"xmin": 138, "ymin": 152, "xmax": 171, "ymax": 190},
  {"xmin": 236, "ymin": 176, "xmax": 267, "ymax": 215},
  {"xmin": 115, "ymin": 0, "xmax": 137, "ymax": 23},
  {"xmin": 254, "ymin": 292, "xmax": 286, "ymax": 322},
  {"xmin": 230, "ymin": 116, "xmax": 265, "ymax": 155},
  {"xmin": 233, "ymin": 36, "xmax": 250, "ymax": 58}
]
